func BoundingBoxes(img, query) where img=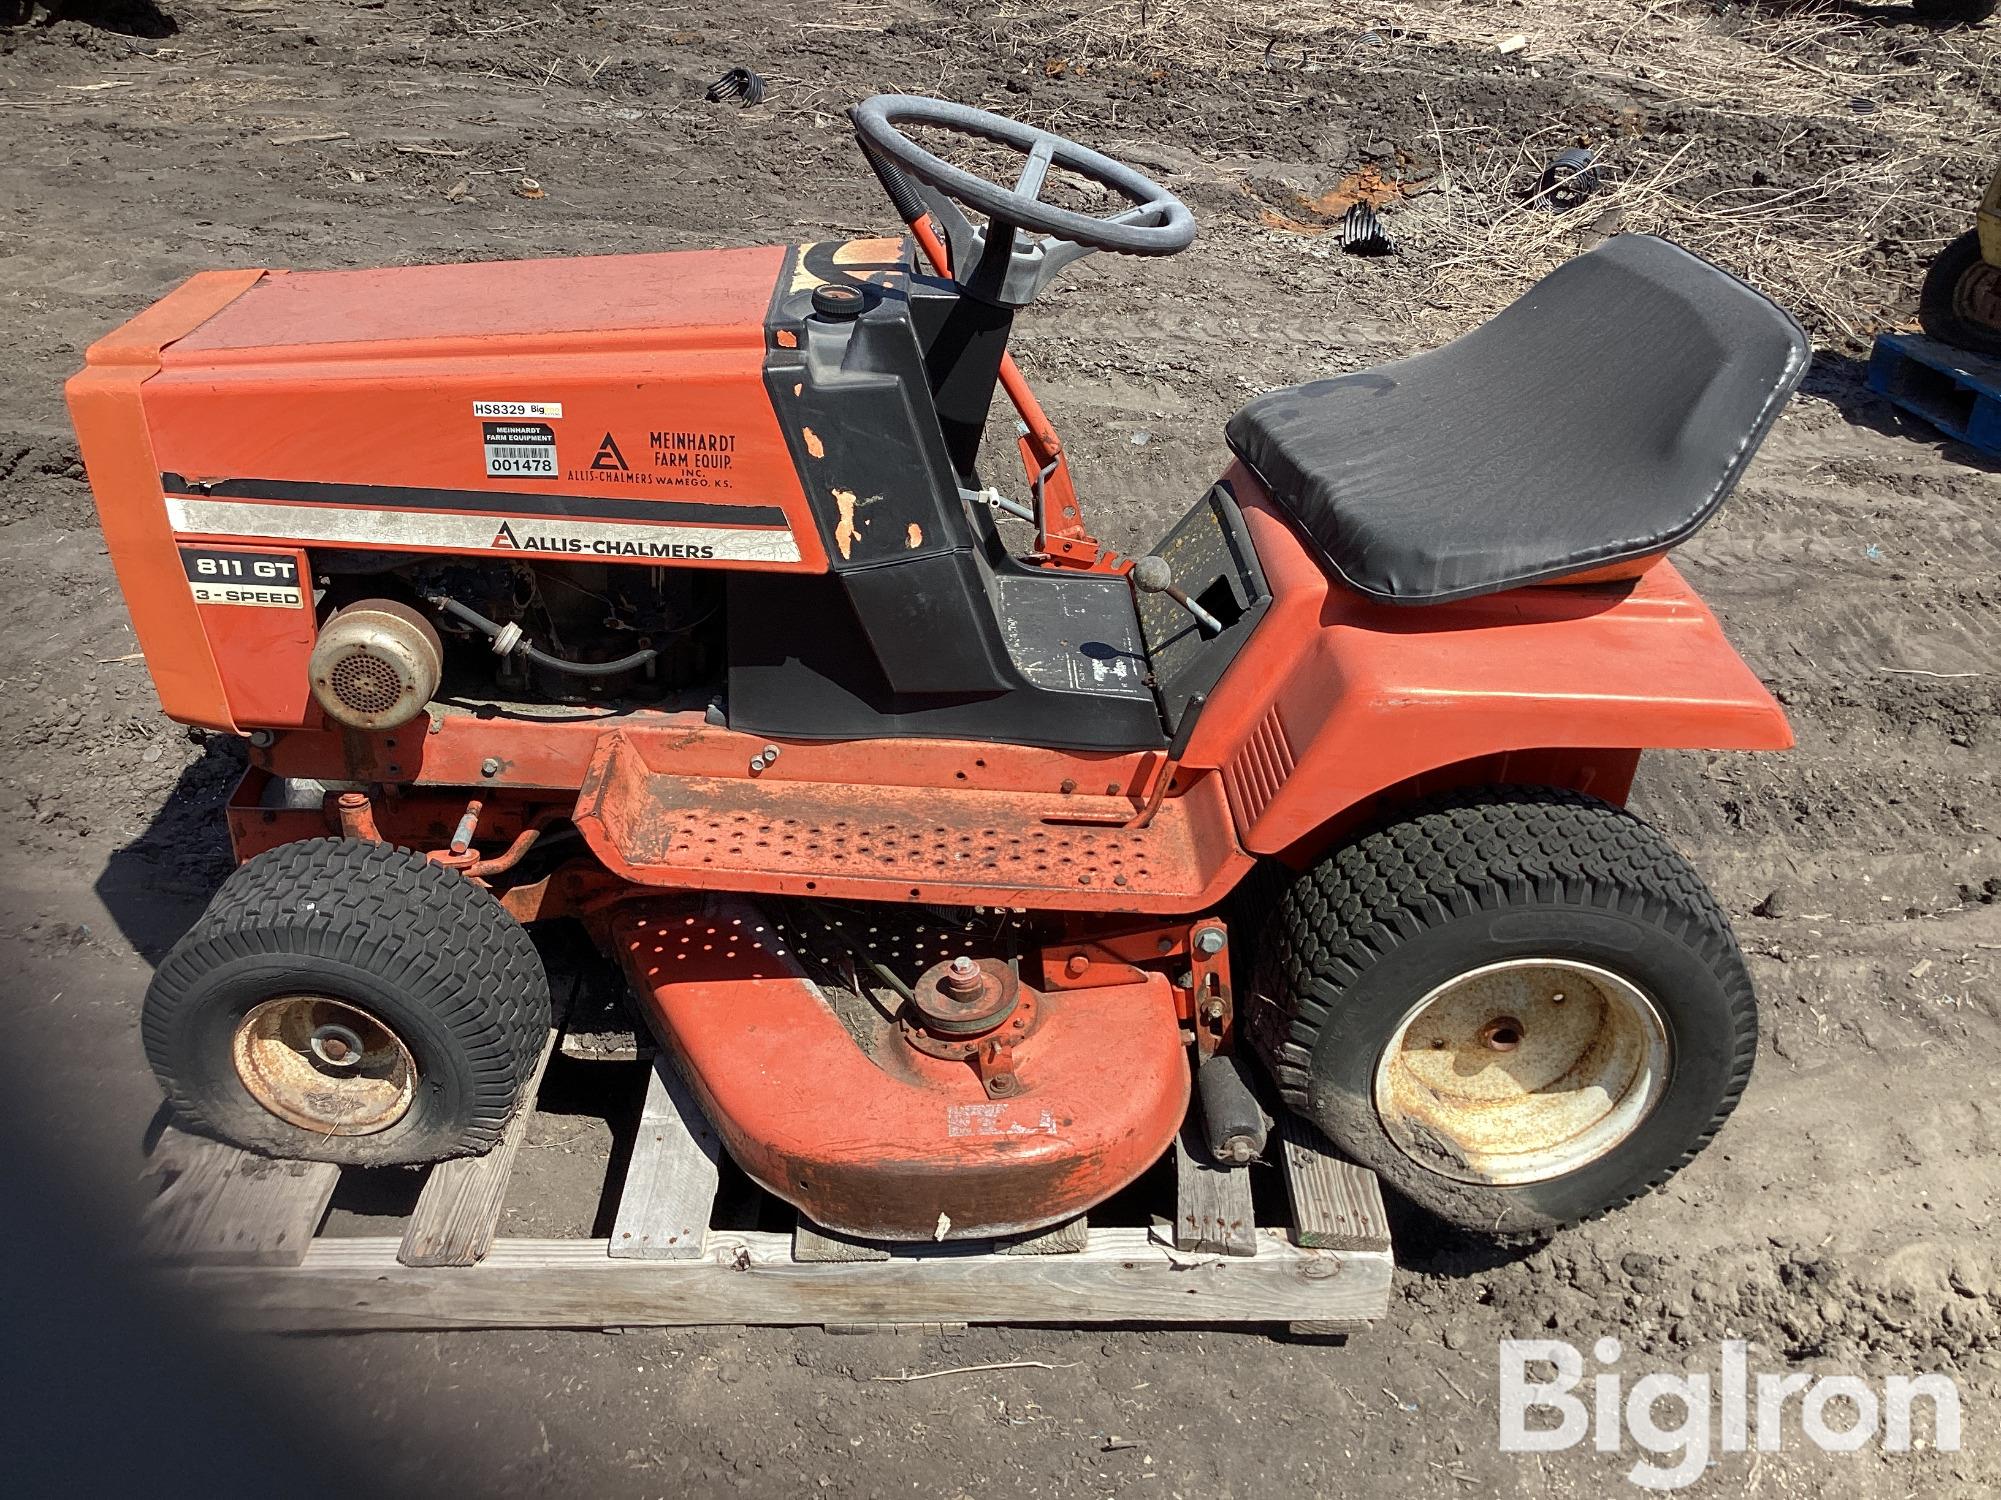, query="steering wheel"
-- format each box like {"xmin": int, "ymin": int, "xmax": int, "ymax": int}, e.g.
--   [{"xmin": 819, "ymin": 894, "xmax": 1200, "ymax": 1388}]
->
[{"xmin": 850, "ymin": 95, "xmax": 1195, "ymax": 260}]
